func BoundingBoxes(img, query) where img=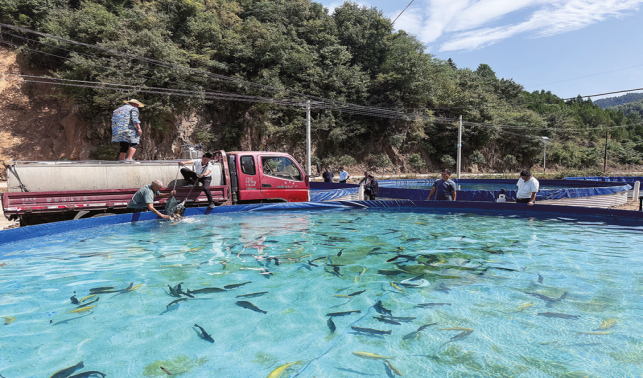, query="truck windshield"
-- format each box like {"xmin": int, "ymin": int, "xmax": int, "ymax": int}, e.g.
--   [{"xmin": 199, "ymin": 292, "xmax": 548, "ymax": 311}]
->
[{"xmin": 261, "ymin": 157, "xmax": 302, "ymax": 181}]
